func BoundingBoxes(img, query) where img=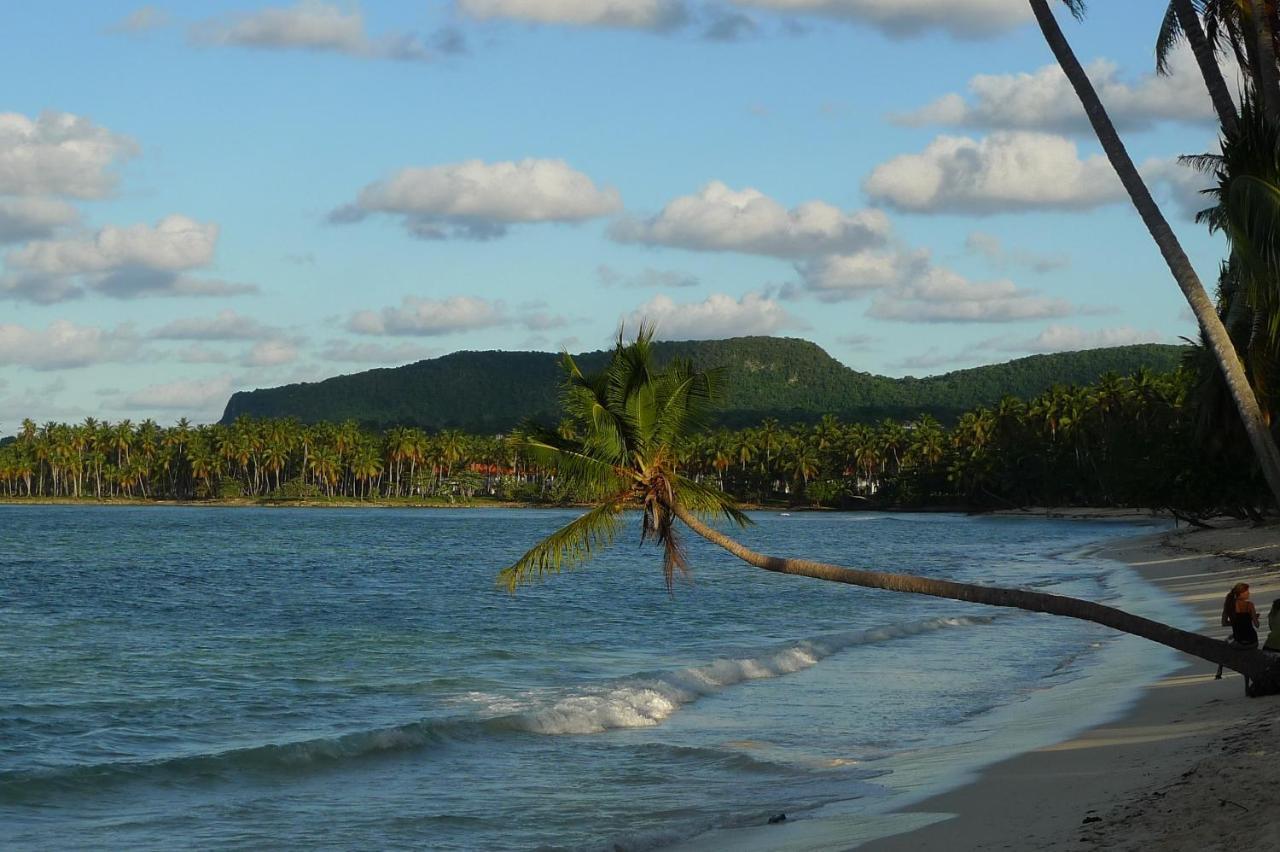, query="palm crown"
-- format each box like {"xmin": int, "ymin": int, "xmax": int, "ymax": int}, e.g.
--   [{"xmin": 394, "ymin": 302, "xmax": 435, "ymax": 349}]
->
[{"xmin": 500, "ymin": 327, "xmax": 749, "ymax": 591}]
